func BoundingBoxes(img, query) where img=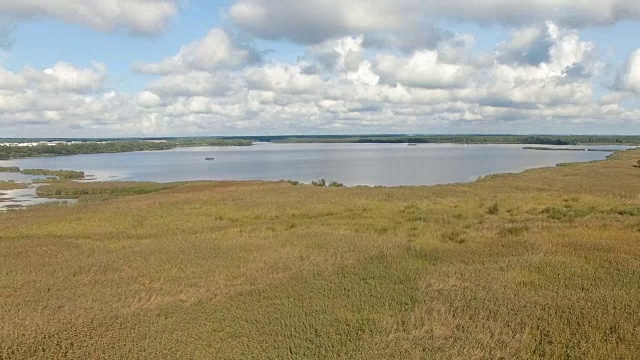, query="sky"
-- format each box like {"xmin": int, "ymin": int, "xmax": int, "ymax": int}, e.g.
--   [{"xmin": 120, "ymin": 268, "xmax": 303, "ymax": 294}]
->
[{"xmin": 1, "ymin": 1, "xmax": 640, "ymax": 137}]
